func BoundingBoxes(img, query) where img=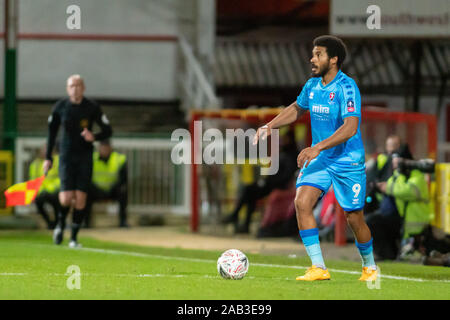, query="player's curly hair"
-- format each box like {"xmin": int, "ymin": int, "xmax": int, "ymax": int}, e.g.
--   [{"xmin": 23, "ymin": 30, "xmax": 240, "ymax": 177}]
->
[{"xmin": 313, "ymin": 35, "xmax": 347, "ymax": 69}]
